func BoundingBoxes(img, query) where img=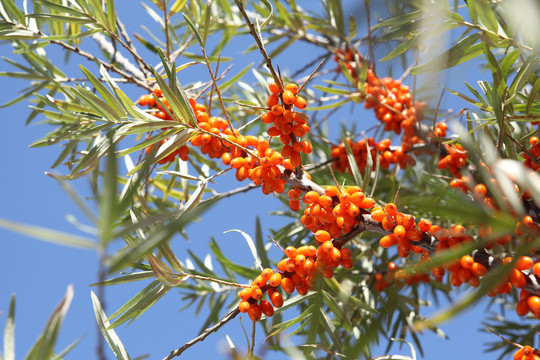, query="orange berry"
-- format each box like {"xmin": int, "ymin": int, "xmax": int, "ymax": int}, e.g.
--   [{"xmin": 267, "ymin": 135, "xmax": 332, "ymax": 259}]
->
[
  {"xmin": 295, "ymin": 254, "xmax": 306, "ymax": 266},
  {"xmin": 269, "ymin": 82, "xmax": 280, "ymax": 94},
  {"xmin": 285, "ymin": 246, "xmax": 297, "ymax": 259},
  {"xmin": 384, "ymin": 203, "xmax": 397, "ymax": 216},
  {"xmin": 281, "ymin": 277, "xmax": 295, "ymax": 293},
  {"xmin": 527, "ymin": 296, "xmax": 540, "ymax": 312},
  {"xmin": 294, "ymin": 96, "xmax": 307, "ymax": 109},
  {"xmin": 322, "ymin": 240, "xmax": 333, "ymax": 253},
  {"xmin": 239, "ymin": 300, "xmax": 250, "ymax": 313},
  {"xmin": 270, "ymin": 291, "xmax": 283, "ymax": 308},
  {"xmin": 471, "ymin": 262, "xmax": 487, "ymax": 277},
  {"xmin": 533, "ymin": 263, "xmax": 540, "ymax": 277},
  {"xmin": 418, "ymin": 219, "xmax": 431, "ymax": 233},
  {"xmin": 285, "ymin": 83, "xmax": 298, "ymax": 94},
  {"xmin": 260, "ymin": 300, "xmax": 274, "ymax": 317},
  {"xmin": 261, "ymin": 268, "xmax": 274, "ymax": 281},
  {"xmin": 269, "ymin": 273, "xmax": 283, "ymax": 287},
  {"xmin": 460, "ymin": 255, "xmax": 474, "ymax": 269},
  {"xmin": 516, "ymin": 256, "xmax": 534, "ymax": 270},
  {"xmin": 510, "ymin": 269, "xmax": 527, "ymax": 288},
  {"xmin": 267, "ymin": 94, "xmax": 279, "ymax": 107},
  {"xmin": 250, "ymin": 286, "xmax": 262, "ymax": 300},
  {"xmin": 325, "ymin": 186, "xmax": 339, "ymax": 197},
  {"xmin": 239, "ymin": 288, "xmax": 251, "ymax": 301},
  {"xmin": 248, "ymin": 303, "xmax": 262, "ymax": 321},
  {"xmin": 304, "ymin": 191, "xmax": 320, "ymax": 204},
  {"xmin": 282, "ymin": 90, "xmax": 295, "ymax": 105}
]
